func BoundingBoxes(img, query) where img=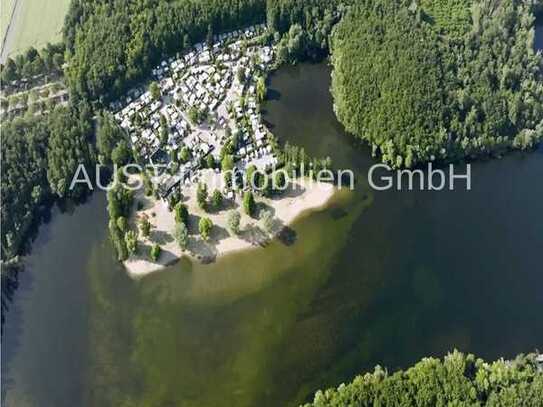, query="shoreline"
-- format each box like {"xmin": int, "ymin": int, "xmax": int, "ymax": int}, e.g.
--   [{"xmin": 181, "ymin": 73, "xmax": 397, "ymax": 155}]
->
[{"xmin": 123, "ymin": 171, "xmax": 338, "ymax": 277}]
